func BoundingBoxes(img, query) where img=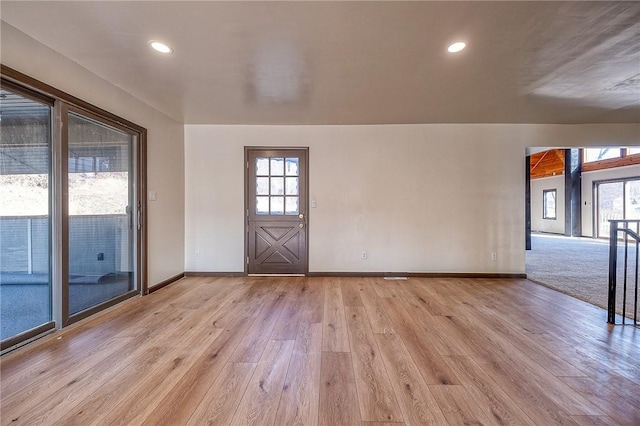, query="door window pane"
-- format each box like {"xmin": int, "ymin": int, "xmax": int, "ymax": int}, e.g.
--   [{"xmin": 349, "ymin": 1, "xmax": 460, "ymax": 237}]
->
[
  {"xmin": 285, "ymin": 158, "xmax": 299, "ymax": 176},
  {"xmin": 256, "ymin": 196, "xmax": 269, "ymax": 215},
  {"xmin": 270, "ymin": 177, "xmax": 284, "ymax": 195},
  {"xmin": 270, "ymin": 158, "xmax": 284, "ymax": 176},
  {"xmin": 285, "ymin": 177, "xmax": 299, "ymax": 195},
  {"xmin": 256, "ymin": 157, "xmax": 269, "ymax": 176},
  {"xmin": 256, "ymin": 177, "xmax": 269, "ymax": 195},
  {"xmin": 0, "ymin": 89, "xmax": 52, "ymax": 341},
  {"xmin": 68, "ymin": 113, "xmax": 134, "ymax": 314},
  {"xmin": 271, "ymin": 196, "xmax": 284, "ymax": 215},
  {"xmin": 285, "ymin": 197, "xmax": 299, "ymax": 215}
]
